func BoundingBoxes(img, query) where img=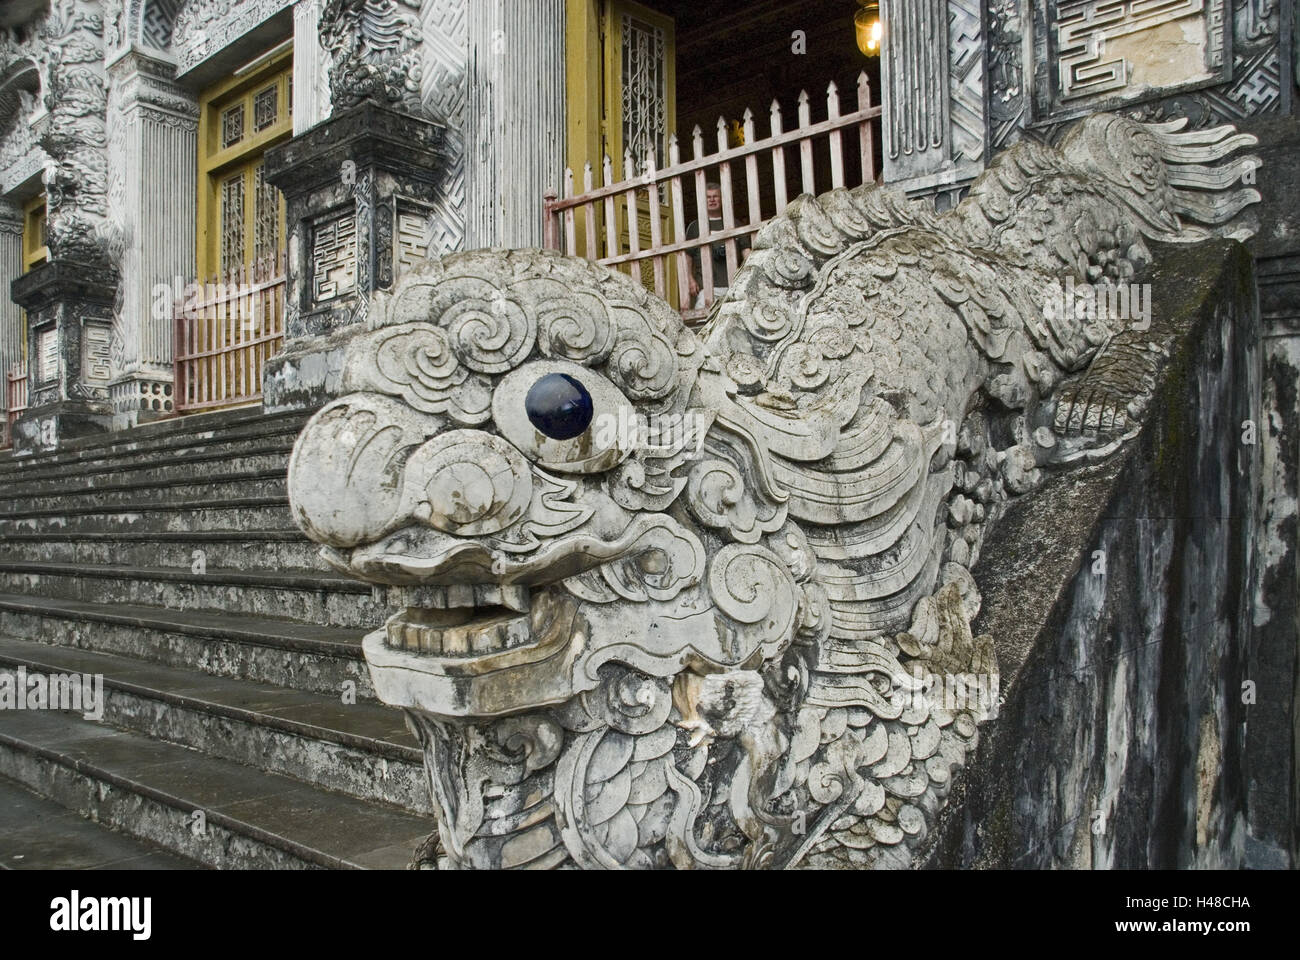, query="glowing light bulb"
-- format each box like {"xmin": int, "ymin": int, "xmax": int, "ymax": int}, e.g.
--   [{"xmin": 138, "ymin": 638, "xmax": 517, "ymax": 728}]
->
[{"xmin": 855, "ymin": 4, "xmax": 882, "ymax": 57}]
